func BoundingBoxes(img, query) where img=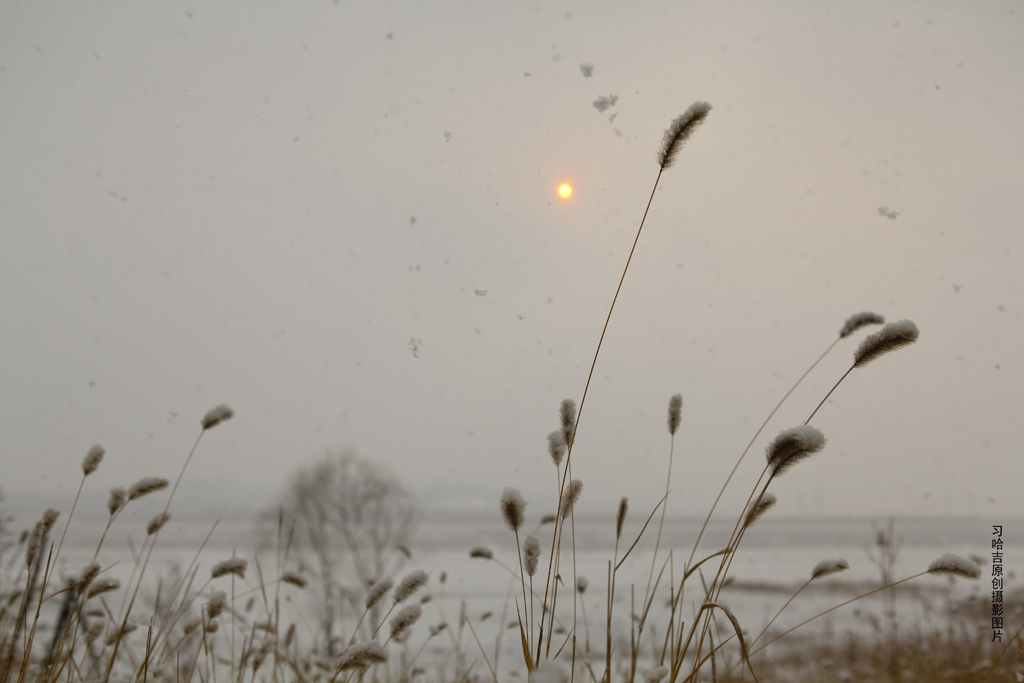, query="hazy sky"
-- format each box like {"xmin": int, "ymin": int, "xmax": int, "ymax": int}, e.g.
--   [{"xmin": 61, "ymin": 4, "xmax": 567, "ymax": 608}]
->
[{"xmin": 2, "ymin": 1, "xmax": 1022, "ymax": 522}]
